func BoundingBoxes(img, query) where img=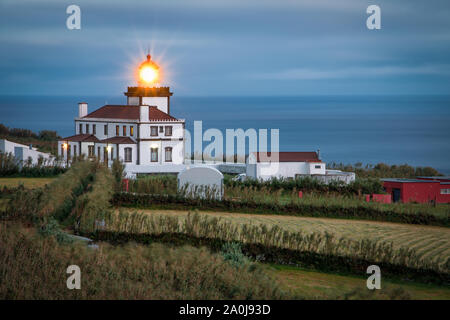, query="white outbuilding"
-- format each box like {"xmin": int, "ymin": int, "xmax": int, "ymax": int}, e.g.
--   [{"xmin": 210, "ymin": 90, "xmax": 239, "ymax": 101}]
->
[
  {"xmin": 246, "ymin": 151, "xmax": 326, "ymax": 181},
  {"xmin": 178, "ymin": 166, "xmax": 224, "ymax": 200}
]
